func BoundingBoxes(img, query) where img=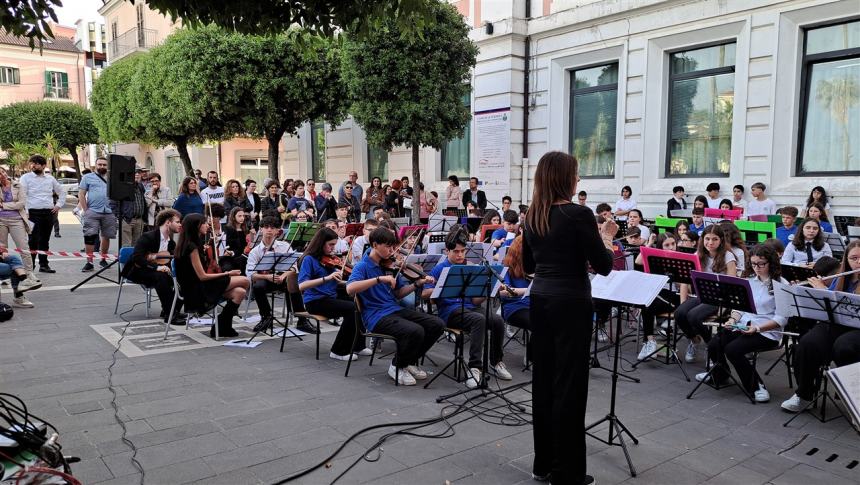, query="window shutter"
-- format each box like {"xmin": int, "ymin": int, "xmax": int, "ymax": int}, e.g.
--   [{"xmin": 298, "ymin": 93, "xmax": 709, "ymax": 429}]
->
[
  {"xmin": 45, "ymin": 70, "xmax": 52, "ymax": 88},
  {"xmin": 61, "ymin": 72, "xmax": 69, "ymax": 88}
]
